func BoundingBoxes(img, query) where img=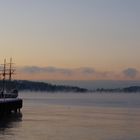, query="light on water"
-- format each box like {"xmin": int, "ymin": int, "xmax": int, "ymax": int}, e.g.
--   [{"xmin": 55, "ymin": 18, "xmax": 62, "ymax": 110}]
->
[{"xmin": 0, "ymin": 92, "xmax": 140, "ymax": 140}]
